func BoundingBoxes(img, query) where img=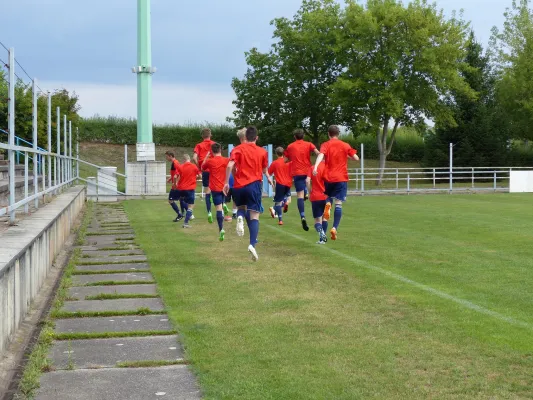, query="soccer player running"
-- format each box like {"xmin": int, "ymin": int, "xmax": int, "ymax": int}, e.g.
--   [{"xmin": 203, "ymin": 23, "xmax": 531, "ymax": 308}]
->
[
  {"xmin": 193, "ymin": 128, "xmax": 216, "ymax": 223},
  {"xmin": 306, "ymin": 160, "xmax": 328, "ymax": 244},
  {"xmin": 313, "ymin": 125, "xmax": 359, "ymax": 241},
  {"xmin": 177, "ymin": 154, "xmax": 201, "ymax": 229},
  {"xmin": 202, "ymin": 143, "xmax": 230, "ymax": 241},
  {"xmin": 284, "ymin": 129, "xmax": 320, "ymax": 232},
  {"xmin": 224, "ymin": 126, "xmax": 272, "ymax": 262},
  {"xmin": 268, "ymin": 147, "xmax": 292, "ymax": 226},
  {"xmin": 165, "ymin": 151, "xmax": 183, "ymax": 222}
]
